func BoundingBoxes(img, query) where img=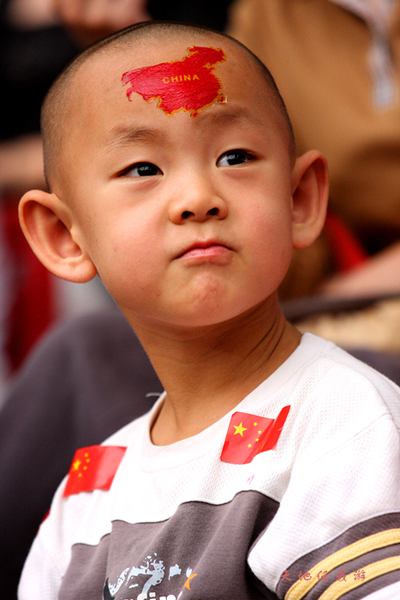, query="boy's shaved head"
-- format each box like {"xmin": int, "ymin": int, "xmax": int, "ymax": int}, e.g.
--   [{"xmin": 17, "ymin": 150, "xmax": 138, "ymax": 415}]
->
[{"xmin": 41, "ymin": 21, "xmax": 295, "ymax": 191}]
